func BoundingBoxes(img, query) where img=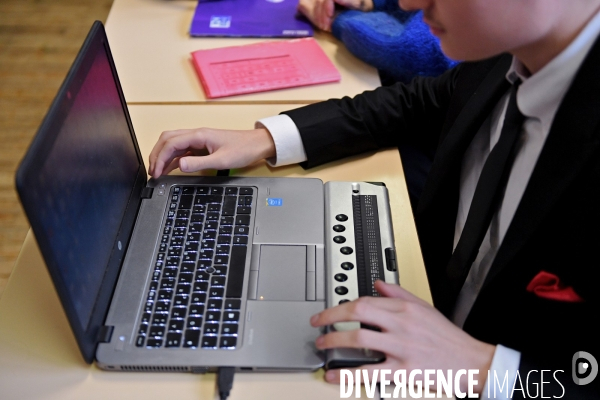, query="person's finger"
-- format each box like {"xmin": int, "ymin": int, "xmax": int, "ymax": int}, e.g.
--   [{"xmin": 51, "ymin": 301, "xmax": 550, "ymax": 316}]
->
[
  {"xmin": 149, "ymin": 129, "xmax": 193, "ymax": 175},
  {"xmin": 152, "ymin": 131, "xmax": 211, "ymax": 177},
  {"xmin": 179, "ymin": 151, "xmax": 230, "ymax": 172},
  {"xmin": 314, "ymin": 0, "xmax": 325, "ymax": 29},
  {"xmin": 374, "ymin": 281, "xmax": 429, "ymax": 306},
  {"xmin": 315, "ymin": 329, "xmax": 404, "ymax": 358},
  {"xmin": 162, "ymin": 159, "xmax": 180, "ymax": 176},
  {"xmin": 310, "ymin": 296, "xmax": 409, "ymax": 328}
]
